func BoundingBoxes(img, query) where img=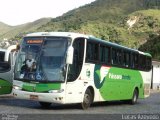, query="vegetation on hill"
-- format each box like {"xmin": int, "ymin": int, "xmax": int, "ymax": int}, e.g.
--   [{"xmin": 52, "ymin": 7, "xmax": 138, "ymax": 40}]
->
[
  {"xmin": 0, "ymin": 18, "xmax": 51, "ymax": 40},
  {"xmin": 139, "ymin": 34, "xmax": 160, "ymax": 60},
  {"xmin": 37, "ymin": 0, "xmax": 160, "ymax": 58},
  {"xmin": 0, "ymin": 0, "xmax": 160, "ymax": 59},
  {"xmin": 0, "ymin": 22, "xmax": 12, "ymax": 36}
]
